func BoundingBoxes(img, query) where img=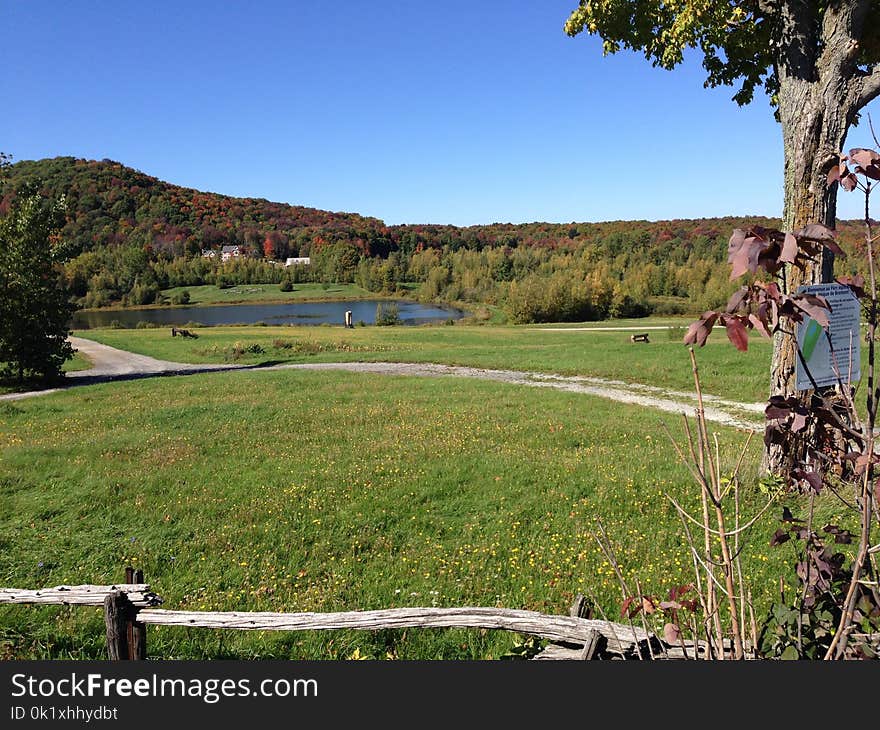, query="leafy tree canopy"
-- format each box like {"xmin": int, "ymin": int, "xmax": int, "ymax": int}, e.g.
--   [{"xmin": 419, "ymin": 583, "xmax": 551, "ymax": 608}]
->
[
  {"xmin": 564, "ymin": 1, "xmax": 880, "ymax": 106},
  {"xmin": 0, "ymin": 182, "xmax": 76, "ymax": 382}
]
